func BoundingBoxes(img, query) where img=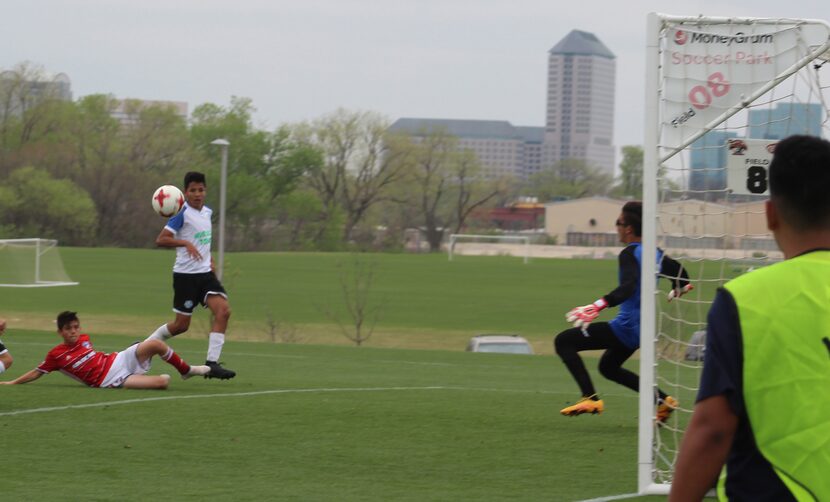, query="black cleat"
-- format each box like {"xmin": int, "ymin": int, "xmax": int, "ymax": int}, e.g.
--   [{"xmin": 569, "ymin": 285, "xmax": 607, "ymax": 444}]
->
[{"xmin": 205, "ymin": 361, "xmax": 236, "ymax": 380}]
